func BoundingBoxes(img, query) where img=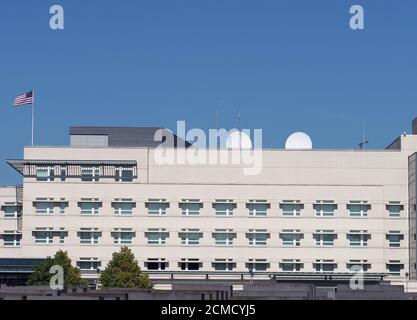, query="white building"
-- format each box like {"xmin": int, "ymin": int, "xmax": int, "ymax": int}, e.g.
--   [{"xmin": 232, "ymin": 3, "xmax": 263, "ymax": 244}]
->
[{"xmin": 1, "ymin": 123, "xmax": 417, "ymax": 286}]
